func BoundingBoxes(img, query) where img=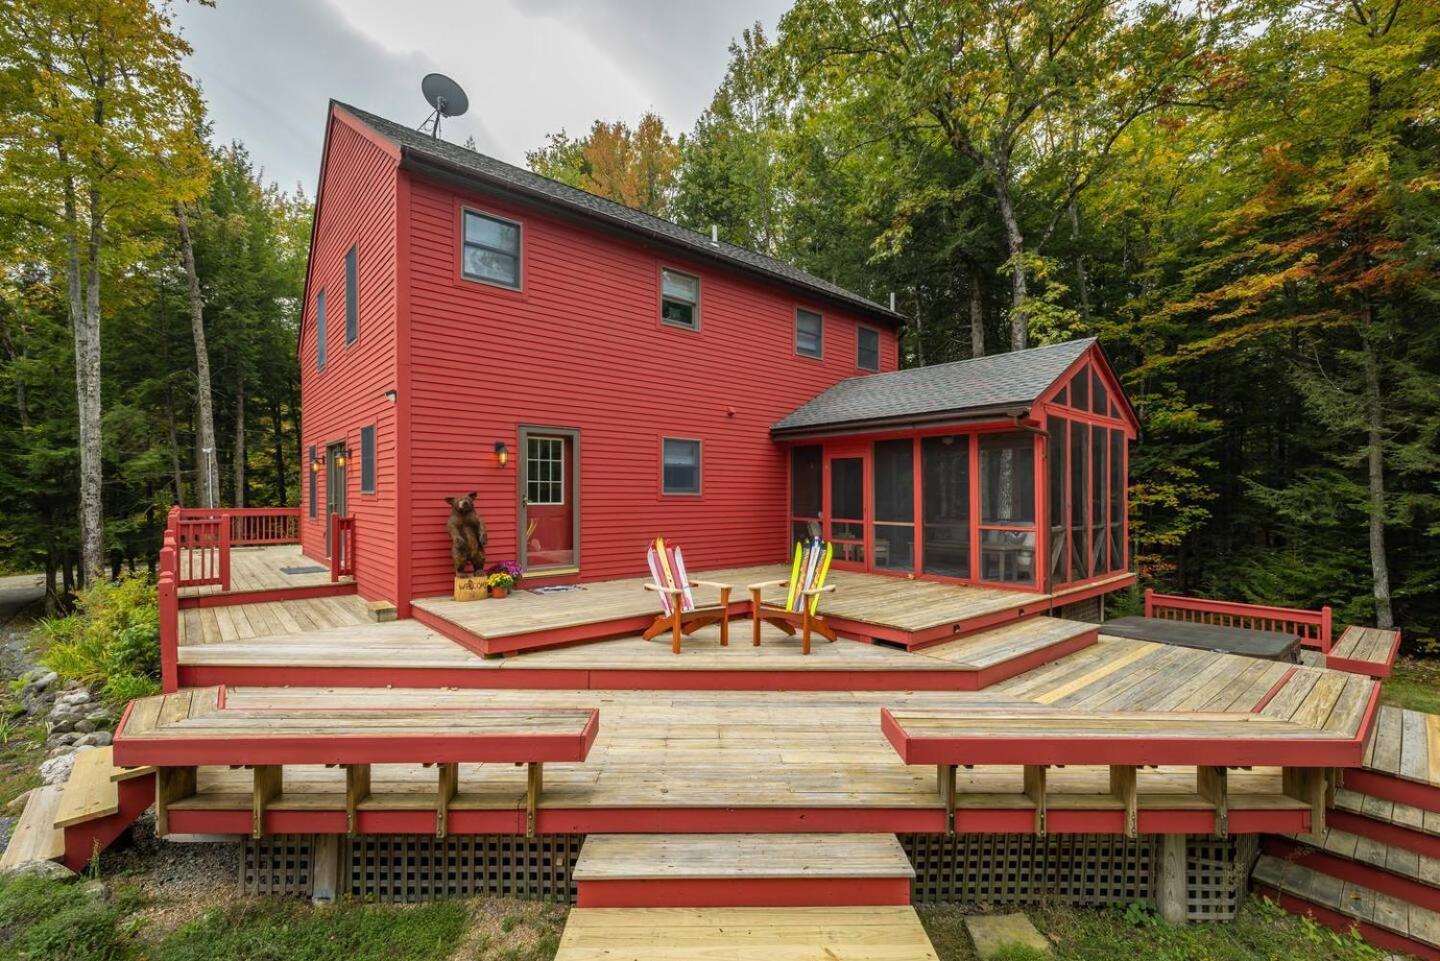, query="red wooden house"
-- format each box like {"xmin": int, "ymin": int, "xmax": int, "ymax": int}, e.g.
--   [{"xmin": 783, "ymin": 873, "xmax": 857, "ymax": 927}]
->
[{"xmin": 298, "ymin": 102, "xmax": 1138, "ymax": 618}]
